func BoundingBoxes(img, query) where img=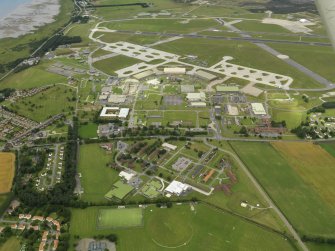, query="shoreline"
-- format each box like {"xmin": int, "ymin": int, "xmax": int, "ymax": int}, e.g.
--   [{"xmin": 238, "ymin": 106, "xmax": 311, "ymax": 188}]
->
[{"xmin": 0, "ymin": 0, "xmax": 60, "ymax": 39}]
